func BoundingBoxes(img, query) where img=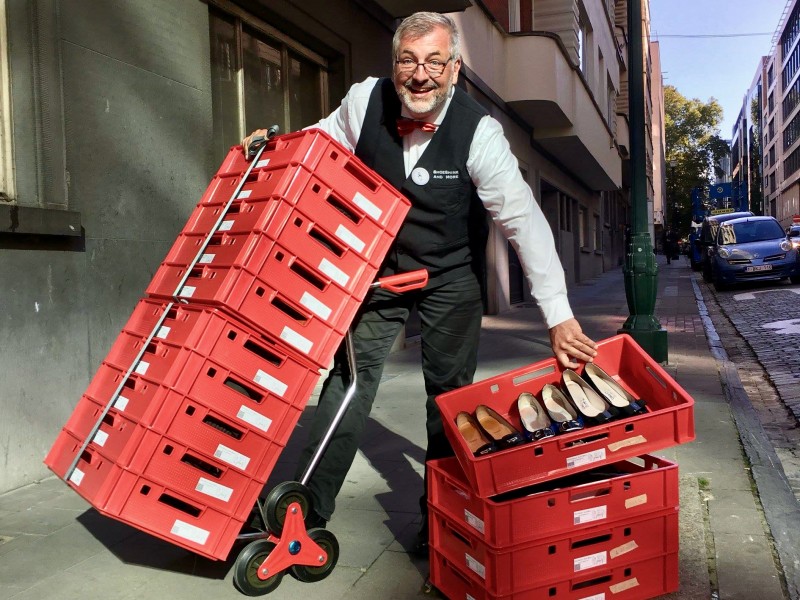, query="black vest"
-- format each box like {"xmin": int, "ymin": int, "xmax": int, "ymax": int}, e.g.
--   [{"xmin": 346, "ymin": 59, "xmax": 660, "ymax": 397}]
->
[{"xmin": 355, "ymin": 78, "xmax": 489, "ymax": 287}]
